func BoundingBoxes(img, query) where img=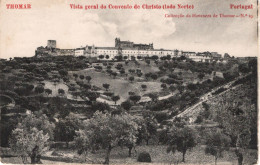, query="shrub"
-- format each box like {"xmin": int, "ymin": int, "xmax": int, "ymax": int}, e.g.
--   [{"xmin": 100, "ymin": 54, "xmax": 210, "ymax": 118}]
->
[{"xmin": 137, "ymin": 152, "xmax": 151, "ymax": 162}]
